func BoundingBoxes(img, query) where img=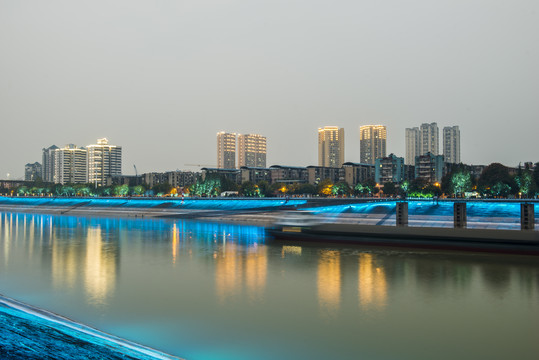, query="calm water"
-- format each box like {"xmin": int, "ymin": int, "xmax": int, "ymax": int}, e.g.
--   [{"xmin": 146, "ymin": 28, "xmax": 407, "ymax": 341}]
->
[{"xmin": 1, "ymin": 212, "xmax": 538, "ymax": 360}]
